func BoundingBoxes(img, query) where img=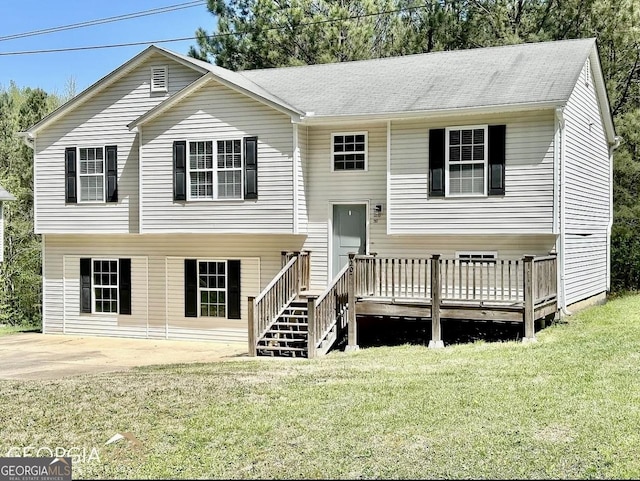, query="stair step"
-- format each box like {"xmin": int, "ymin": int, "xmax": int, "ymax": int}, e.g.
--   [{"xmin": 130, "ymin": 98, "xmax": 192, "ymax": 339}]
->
[
  {"xmin": 273, "ymin": 322, "xmax": 308, "ymax": 328},
  {"xmin": 257, "ymin": 345, "xmax": 307, "ymax": 352},
  {"xmin": 263, "ymin": 329, "xmax": 308, "ymax": 336}
]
